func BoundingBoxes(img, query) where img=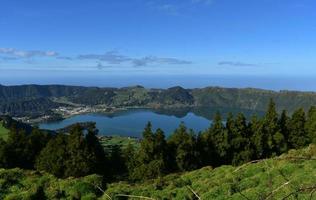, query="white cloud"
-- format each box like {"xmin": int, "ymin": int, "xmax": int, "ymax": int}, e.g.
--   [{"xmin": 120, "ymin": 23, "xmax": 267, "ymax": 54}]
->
[
  {"xmin": 0, "ymin": 48, "xmax": 59, "ymax": 58},
  {"xmin": 218, "ymin": 61, "xmax": 259, "ymax": 67},
  {"xmin": 78, "ymin": 51, "xmax": 192, "ymax": 67}
]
